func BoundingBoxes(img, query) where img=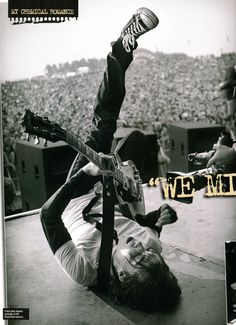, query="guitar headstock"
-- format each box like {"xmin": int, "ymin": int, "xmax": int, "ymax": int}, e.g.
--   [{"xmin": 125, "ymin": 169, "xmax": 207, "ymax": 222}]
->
[{"xmin": 21, "ymin": 109, "xmax": 66, "ymax": 145}]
